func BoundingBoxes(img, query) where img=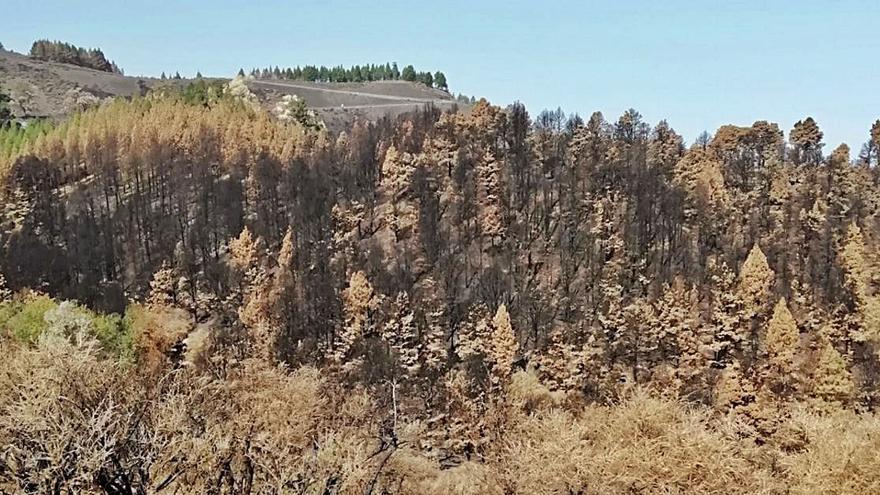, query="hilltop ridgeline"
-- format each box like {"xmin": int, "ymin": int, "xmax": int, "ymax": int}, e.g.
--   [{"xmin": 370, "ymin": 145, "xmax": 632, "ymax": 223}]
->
[
  {"xmin": 29, "ymin": 39, "xmax": 122, "ymax": 74},
  {"xmin": 247, "ymin": 62, "xmax": 448, "ymax": 90}
]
